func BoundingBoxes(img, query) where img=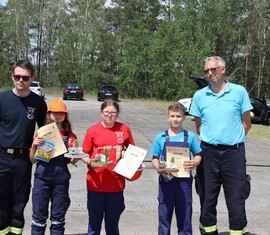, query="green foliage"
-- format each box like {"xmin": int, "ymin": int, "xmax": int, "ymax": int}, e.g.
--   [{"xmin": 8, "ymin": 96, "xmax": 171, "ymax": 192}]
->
[{"xmin": 0, "ymin": 0, "xmax": 269, "ymax": 100}]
